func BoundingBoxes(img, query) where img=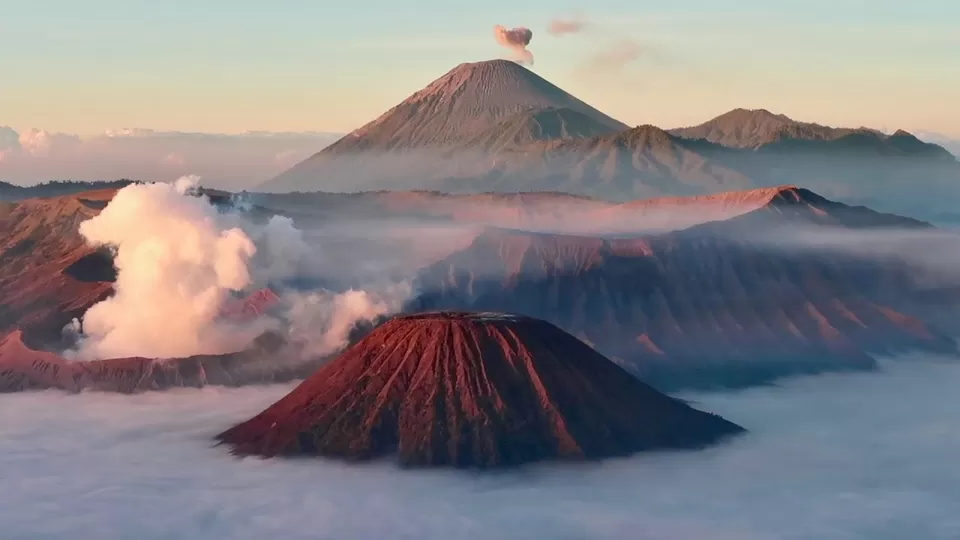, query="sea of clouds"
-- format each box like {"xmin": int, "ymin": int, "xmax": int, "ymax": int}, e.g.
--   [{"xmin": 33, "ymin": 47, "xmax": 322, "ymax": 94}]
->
[{"xmin": 2, "ymin": 355, "xmax": 960, "ymax": 539}]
